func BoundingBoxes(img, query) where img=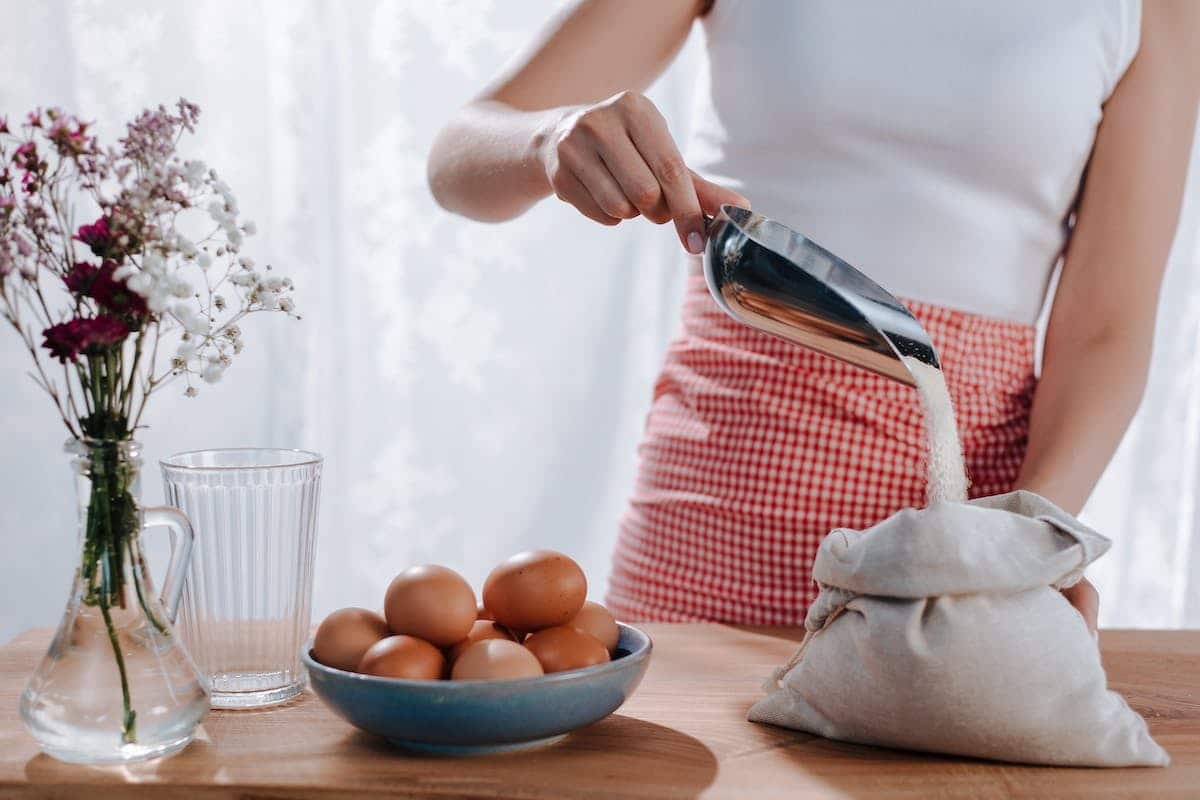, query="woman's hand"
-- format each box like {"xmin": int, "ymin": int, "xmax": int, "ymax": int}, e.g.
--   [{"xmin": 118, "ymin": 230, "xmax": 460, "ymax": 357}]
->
[
  {"xmin": 1062, "ymin": 578, "xmax": 1099, "ymax": 637},
  {"xmin": 537, "ymin": 91, "xmax": 748, "ymax": 253}
]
